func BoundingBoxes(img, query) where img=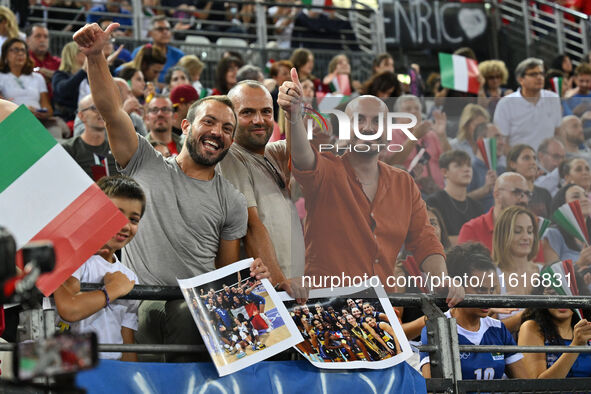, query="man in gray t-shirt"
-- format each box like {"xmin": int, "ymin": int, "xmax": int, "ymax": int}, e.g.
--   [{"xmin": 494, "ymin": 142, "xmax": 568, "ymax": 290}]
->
[{"xmin": 75, "ymin": 22, "xmax": 270, "ymax": 362}]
